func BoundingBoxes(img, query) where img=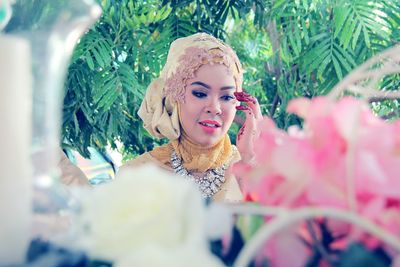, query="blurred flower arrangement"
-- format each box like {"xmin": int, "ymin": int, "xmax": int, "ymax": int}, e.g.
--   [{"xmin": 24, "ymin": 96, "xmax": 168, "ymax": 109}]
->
[
  {"xmin": 70, "ymin": 165, "xmax": 225, "ymax": 267},
  {"xmin": 231, "ymin": 46, "xmax": 400, "ymax": 267}
]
